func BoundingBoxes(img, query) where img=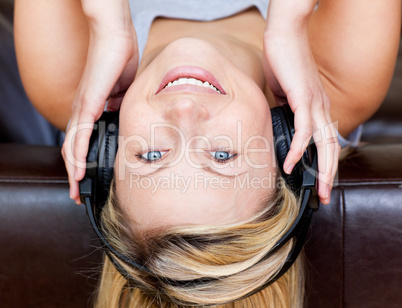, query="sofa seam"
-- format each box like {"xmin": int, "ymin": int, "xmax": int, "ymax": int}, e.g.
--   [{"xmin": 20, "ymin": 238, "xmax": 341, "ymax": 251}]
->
[
  {"xmin": 0, "ymin": 178, "xmax": 68, "ymax": 184},
  {"xmin": 337, "ymin": 181, "xmax": 402, "ymax": 187},
  {"xmin": 341, "ymin": 188, "xmax": 346, "ymax": 308}
]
